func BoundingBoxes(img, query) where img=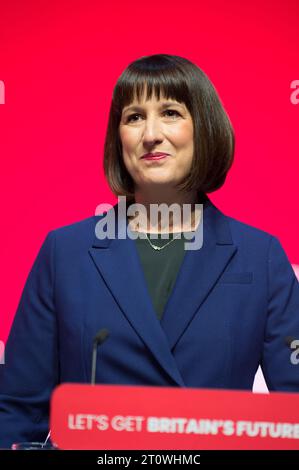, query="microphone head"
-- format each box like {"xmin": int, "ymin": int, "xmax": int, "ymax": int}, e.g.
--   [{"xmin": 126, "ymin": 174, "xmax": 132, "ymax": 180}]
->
[{"xmin": 93, "ymin": 328, "xmax": 110, "ymax": 346}]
